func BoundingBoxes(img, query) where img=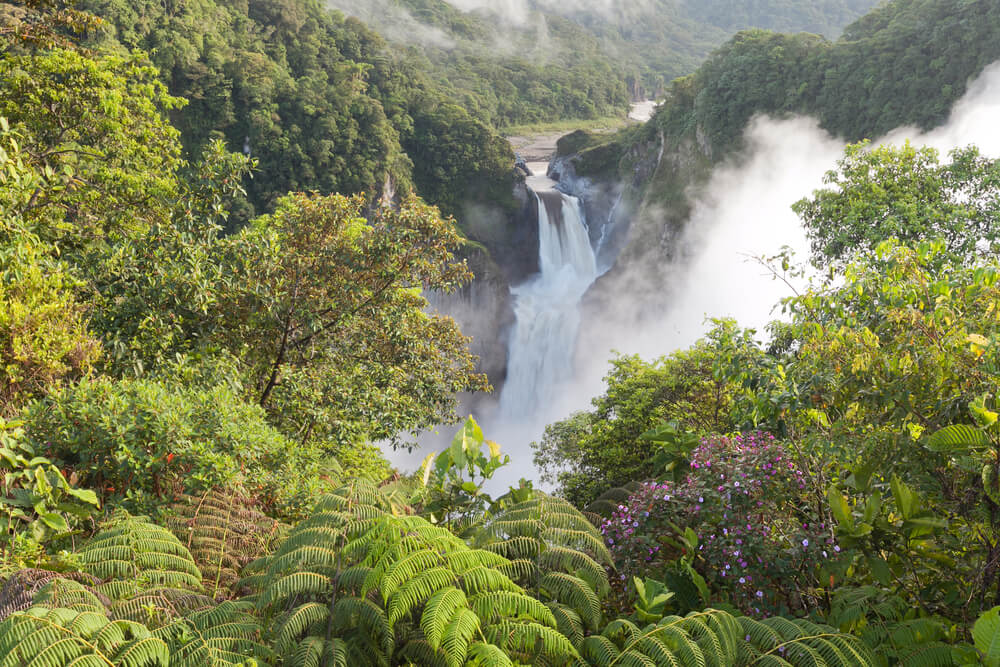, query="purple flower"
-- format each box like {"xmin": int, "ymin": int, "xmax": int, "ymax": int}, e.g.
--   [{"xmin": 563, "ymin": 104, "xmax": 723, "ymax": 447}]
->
[{"xmin": 802, "ymin": 539, "xmax": 809, "ymax": 547}]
